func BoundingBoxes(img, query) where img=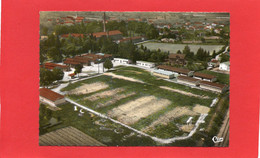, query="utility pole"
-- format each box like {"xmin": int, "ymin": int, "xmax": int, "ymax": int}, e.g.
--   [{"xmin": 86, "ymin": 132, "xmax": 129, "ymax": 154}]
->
[{"xmin": 103, "ymin": 12, "xmax": 106, "ymax": 32}]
